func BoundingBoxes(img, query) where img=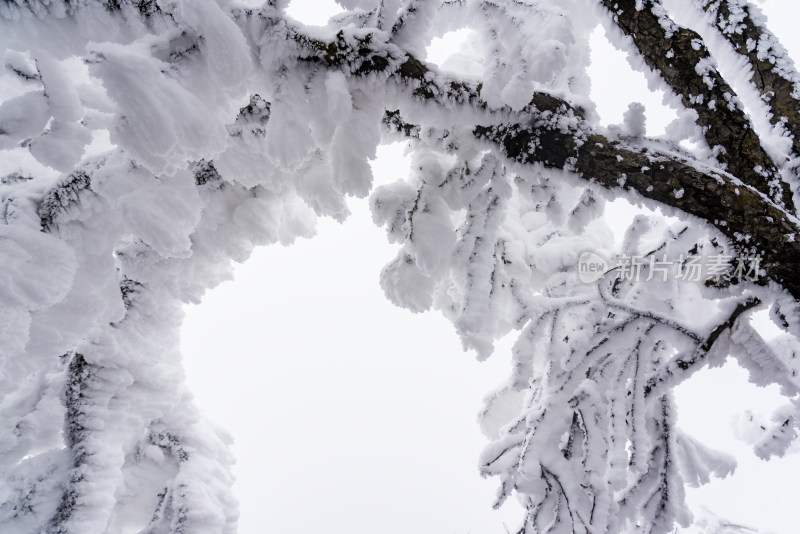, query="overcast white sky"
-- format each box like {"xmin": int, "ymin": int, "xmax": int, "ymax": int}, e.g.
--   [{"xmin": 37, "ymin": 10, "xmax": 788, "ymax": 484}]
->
[{"xmin": 181, "ymin": 1, "xmax": 800, "ymax": 533}]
